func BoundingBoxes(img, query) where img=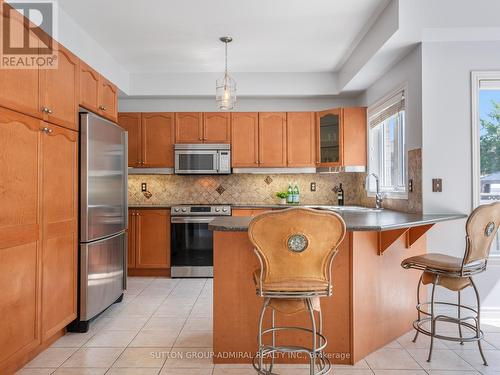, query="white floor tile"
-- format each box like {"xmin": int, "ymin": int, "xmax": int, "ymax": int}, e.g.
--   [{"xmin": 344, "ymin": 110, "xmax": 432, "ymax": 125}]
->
[
  {"xmin": 29, "ymin": 276, "xmax": 500, "ymax": 375},
  {"xmin": 84, "ymin": 331, "xmax": 137, "ymax": 348},
  {"xmin": 113, "ymin": 347, "xmax": 169, "ymax": 368},
  {"xmin": 61, "ymin": 348, "xmax": 123, "ymax": 368},
  {"xmin": 406, "ymin": 348, "xmax": 474, "ymax": 371},
  {"xmin": 25, "ymin": 348, "xmax": 78, "ymax": 368},
  {"xmin": 365, "ymin": 348, "xmax": 421, "ymax": 370}
]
